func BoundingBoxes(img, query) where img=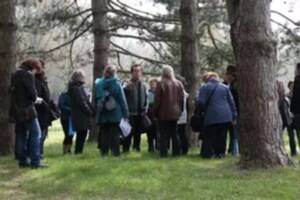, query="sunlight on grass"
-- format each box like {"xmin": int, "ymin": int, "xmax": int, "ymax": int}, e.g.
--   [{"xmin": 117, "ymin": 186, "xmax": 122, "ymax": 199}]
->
[{"xmin": 0, "ymin": 121, "xmax": 300, "ymax": 199}]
